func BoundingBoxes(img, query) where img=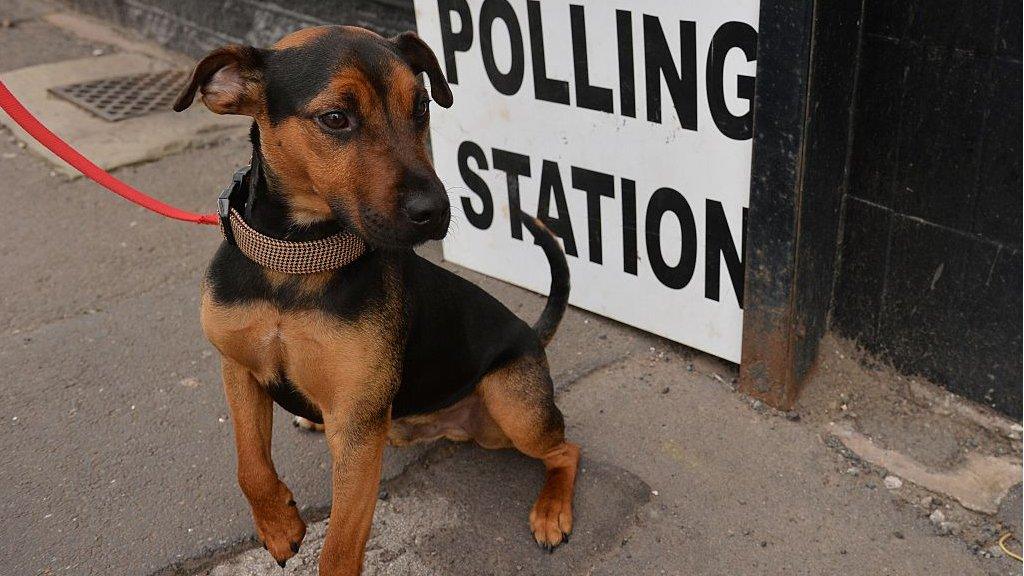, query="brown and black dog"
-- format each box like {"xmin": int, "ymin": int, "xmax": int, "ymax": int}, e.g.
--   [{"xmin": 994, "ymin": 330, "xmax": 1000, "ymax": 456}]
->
[{"xmin": 172, "ymin": 25, "xmax": 578, "ymax": 574}]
